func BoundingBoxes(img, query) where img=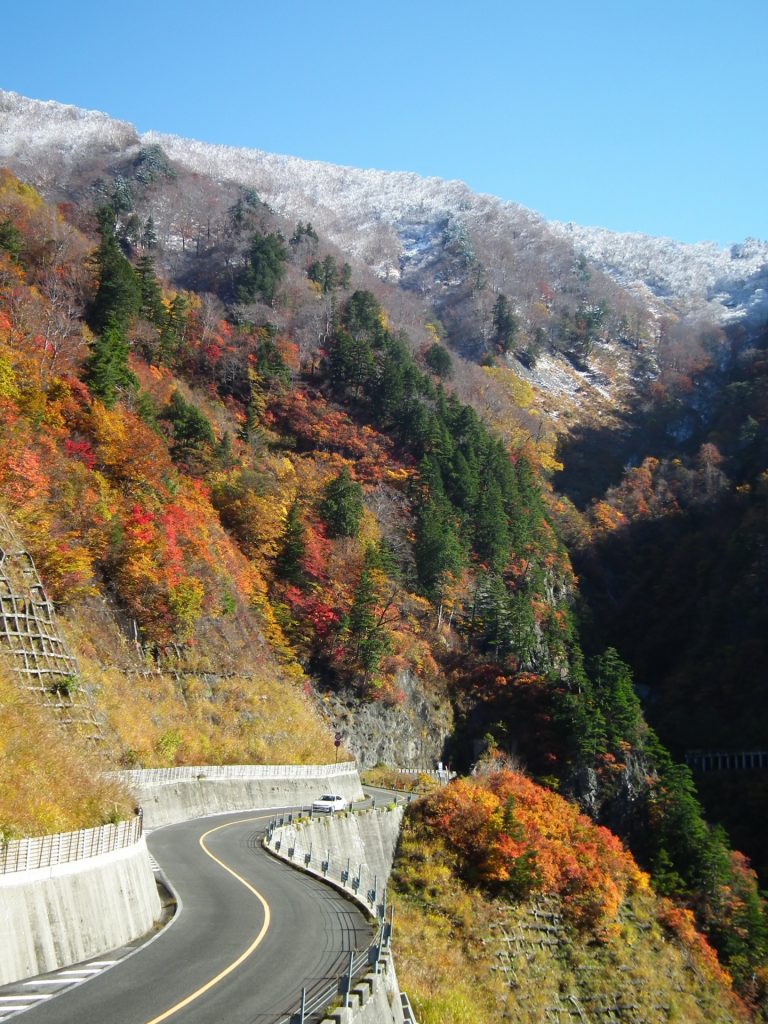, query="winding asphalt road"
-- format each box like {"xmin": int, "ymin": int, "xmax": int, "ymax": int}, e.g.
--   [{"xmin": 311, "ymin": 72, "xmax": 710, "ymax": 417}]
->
[{"xmin": 11, "ymin": 809, "xmax": 373, "ymax": 1024}]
